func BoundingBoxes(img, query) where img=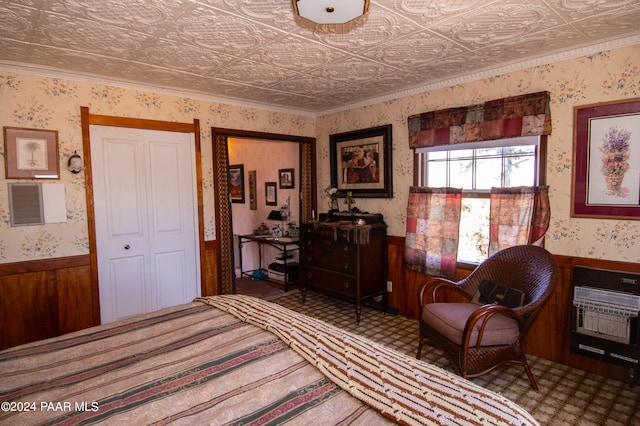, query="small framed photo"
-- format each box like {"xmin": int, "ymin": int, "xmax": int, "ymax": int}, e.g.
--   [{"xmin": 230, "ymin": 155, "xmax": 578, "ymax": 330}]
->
[
  {"xmin": 330, "ymin": 124, "xmax": 393, "ymax": 198},
  {"xmin": 279, "ymin": 168, "xmax": 294, "ymax": 189},
  {"xmin": 572, "ymin": 98, "xmax": 640, "ymax": 219},
  {"xmin": 229, "ymin": 164, "xmax": 245, "ymax": 203},
  {"xmin": 265, "ymin": 182, "xmax": 277, "ymax": 206},
  {"xmin": 4, "ymin": 127, "xmax": 60, "ymax": 179}
]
